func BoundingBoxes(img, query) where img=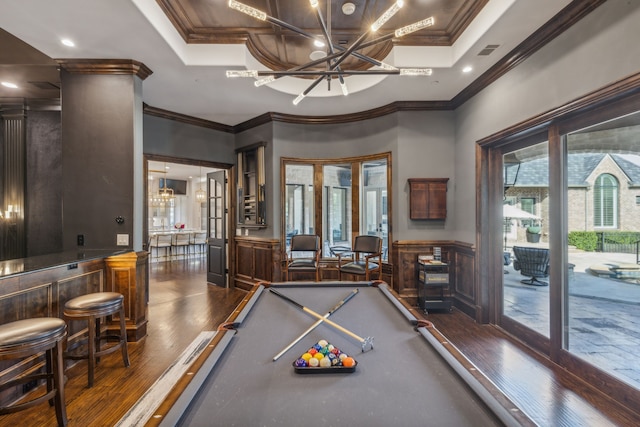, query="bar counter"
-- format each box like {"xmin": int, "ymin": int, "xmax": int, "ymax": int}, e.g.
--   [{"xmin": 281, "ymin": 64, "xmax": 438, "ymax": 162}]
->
[
  {"xmin": 0, "ymin": 249, "xmax": 148, "ymax": 341},
  {"xmin": 0, "ymin": 249, "xmax": 127, "ymax": 278}
]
